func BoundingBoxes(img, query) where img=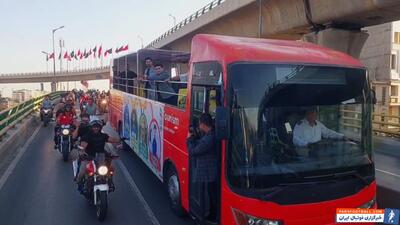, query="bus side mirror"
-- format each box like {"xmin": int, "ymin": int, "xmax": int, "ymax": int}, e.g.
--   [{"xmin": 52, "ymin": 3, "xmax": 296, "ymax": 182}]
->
[
  {"xmin": 215, "ymin": 106, "xmax": 230, "ymax": 140},
  {"xmin": 371, "ymin": 90, "xmax": 377, "ymax": 104}
]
